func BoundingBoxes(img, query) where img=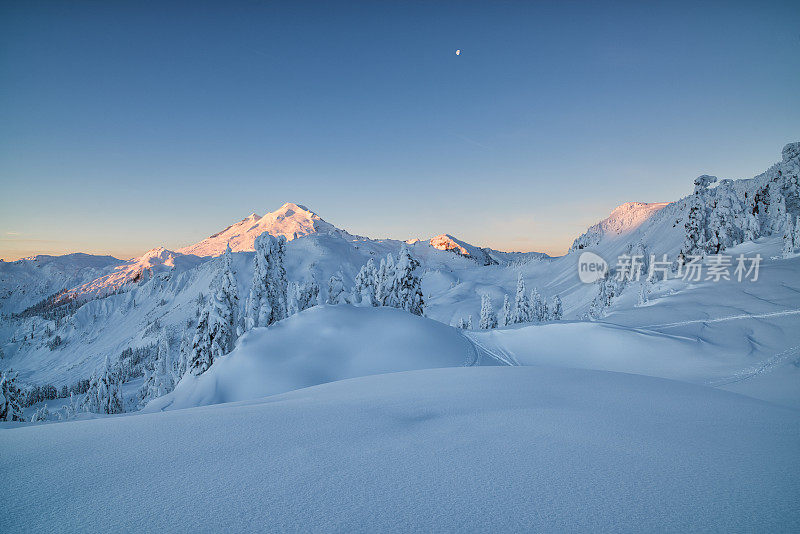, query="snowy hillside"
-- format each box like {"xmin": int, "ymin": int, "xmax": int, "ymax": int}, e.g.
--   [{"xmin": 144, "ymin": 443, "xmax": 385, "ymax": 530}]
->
[
  {"xmin": 0, "ymin": 253, "xmax": 123, "ymax": 315},
  {"xmin": 3, "ymin": 367, "xmax": 798, "ymax": 532}
]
